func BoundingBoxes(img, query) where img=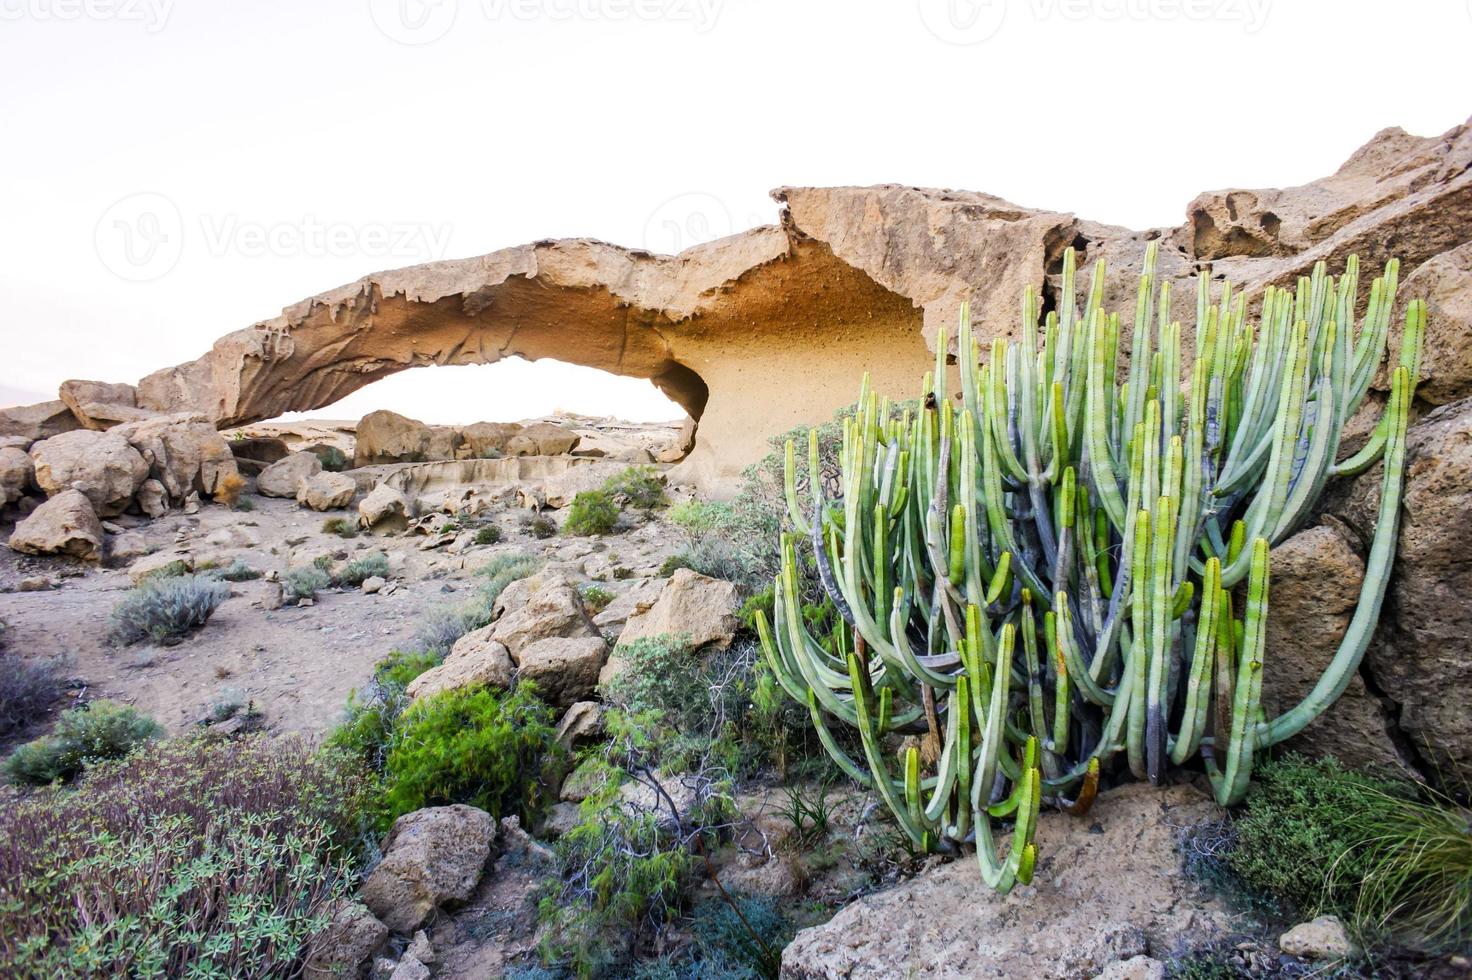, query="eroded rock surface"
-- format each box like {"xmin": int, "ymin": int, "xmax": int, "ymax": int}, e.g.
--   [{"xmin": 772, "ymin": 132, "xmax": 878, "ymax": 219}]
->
[{"xmin": 361, "ymin": 805, "xmax": 496, "ymax": 934}]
